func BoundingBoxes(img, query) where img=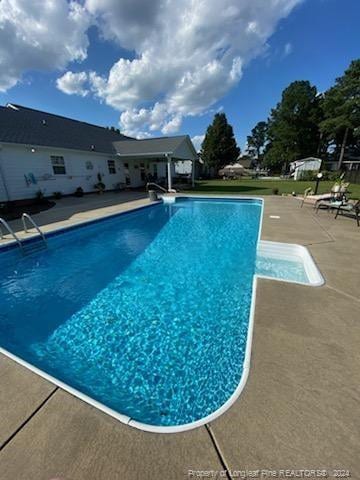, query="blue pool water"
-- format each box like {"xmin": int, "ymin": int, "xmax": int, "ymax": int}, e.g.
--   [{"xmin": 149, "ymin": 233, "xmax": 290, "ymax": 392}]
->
[{"xmin": 0, "ymin": 198, "xmax": 262, "ymax": 427}]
